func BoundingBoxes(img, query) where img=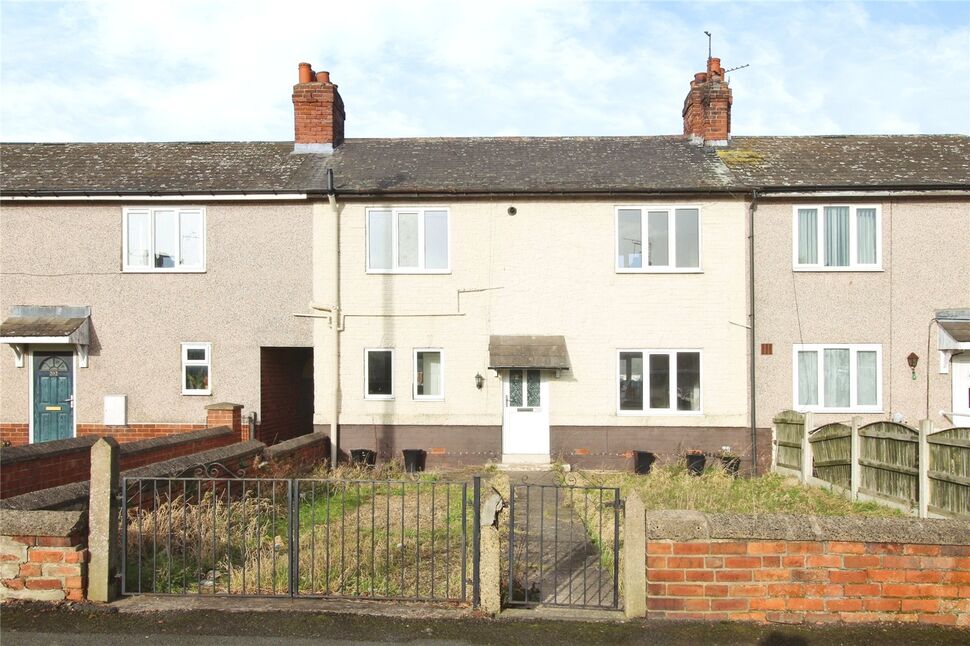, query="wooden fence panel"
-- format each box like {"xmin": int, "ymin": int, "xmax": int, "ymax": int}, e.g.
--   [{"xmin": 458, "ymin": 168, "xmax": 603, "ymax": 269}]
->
[
  {"xmin": 858, "ymin": 422, "xmax": 918, "ymax": 507},
  {"xmin": 809, "ymin": 423, "xmax": 851, "ymax": 489},
  {"xmin": 773, "ymin": 410, "xmax": 804, "ymax": 472},
  {"xmin": 927, "ymin": 427, "xmax": 970, "ymax": 517}
]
